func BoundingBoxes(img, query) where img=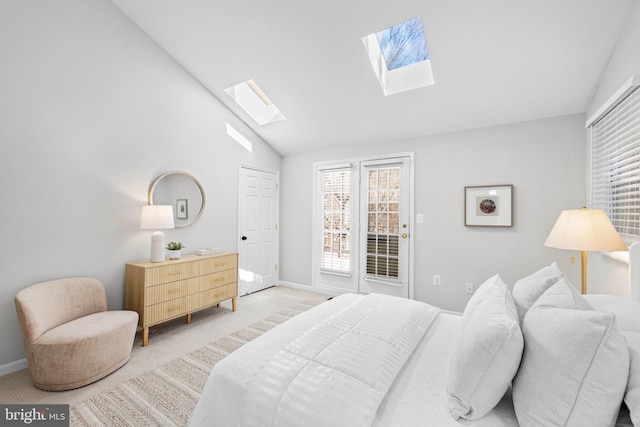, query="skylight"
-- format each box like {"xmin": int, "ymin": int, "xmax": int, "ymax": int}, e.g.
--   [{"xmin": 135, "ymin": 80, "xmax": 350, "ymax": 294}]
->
[
  {"xmin": 376, "ymin": 17, "xmax": 429, "ymax": 71},
  {"xmin": 224, "ymin": 79, "xmax": 286, "ymax": 126},
  {"xmin": 362, "ymin": 16, "xmax": 434, "ymax": 96}
]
